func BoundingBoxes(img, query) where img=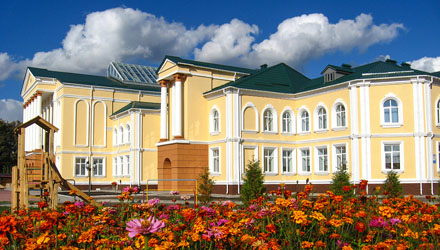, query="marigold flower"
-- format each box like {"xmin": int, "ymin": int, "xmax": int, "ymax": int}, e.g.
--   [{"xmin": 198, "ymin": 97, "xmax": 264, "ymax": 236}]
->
[
  {"xmin": 265, "ymin": 223, "xmax": 276, "ymax": 234},
  {"xmin": 126, "ymin": 217, "xmax": 165, "ymax": 238},
  {"xmin": 301, "ymin": 241, "xmax": 314, "ymax": 249},
  {"xmin": 355, "ymin": 222, "xmax": 366, "ymax": 232},
  {"xmin": 292, "ymin": 210, "xmax": 307, "ymax": 224}
]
